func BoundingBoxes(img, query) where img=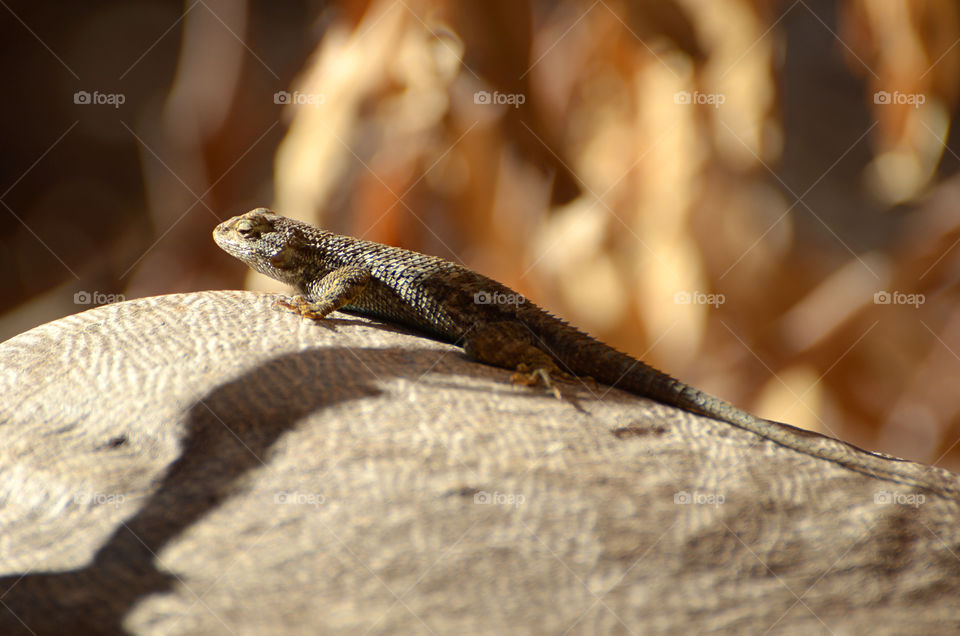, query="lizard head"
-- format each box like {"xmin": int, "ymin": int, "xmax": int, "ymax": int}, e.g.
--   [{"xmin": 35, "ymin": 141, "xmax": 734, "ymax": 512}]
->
[{"xmin": 213, "ymin": 208, "xmax": 319, "ymax": 288}]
